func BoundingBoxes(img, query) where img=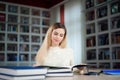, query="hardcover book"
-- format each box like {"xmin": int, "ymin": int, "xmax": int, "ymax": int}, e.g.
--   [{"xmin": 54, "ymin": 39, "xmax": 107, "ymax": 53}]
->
[
  {"xmin": 0, "ymin": 74, "xmax": 45, "ymax": 80},
  {"xmin": 0, "ymin": 66, "xmax": 48, "ymax": 80},
  {"xmin": 0, "ymin": 66, "xmax": 47, "ymax": 76}
]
